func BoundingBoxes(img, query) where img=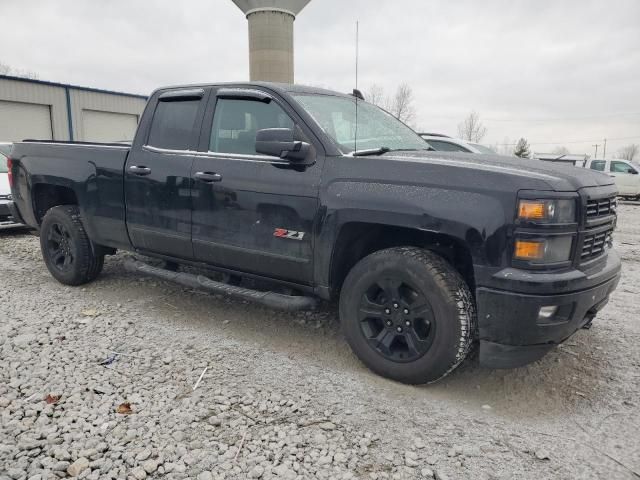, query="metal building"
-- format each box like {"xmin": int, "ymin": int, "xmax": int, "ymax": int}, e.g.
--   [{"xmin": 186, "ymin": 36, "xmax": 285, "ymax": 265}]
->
[
  {"xmin": 232, "ymin": 0, "xmax": 311, "ymax": 83},
  {"xmin": 0, "ymin": 74, "xmax": 147, "ymax": 143}
]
